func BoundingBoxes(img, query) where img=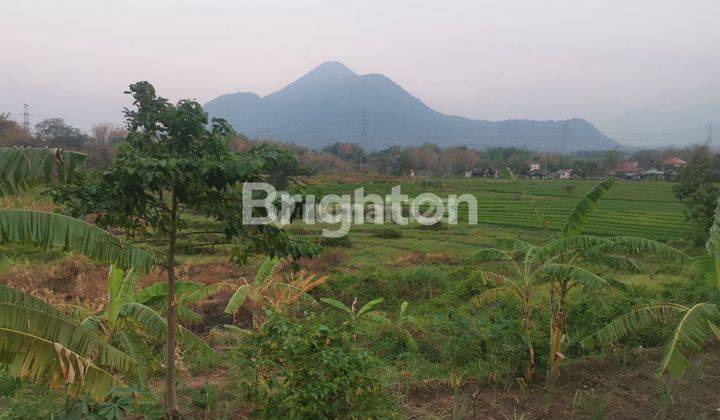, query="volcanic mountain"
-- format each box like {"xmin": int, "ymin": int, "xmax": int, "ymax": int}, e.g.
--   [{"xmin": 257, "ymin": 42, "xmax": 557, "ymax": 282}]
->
[{"xmin": 204, "ymin": 61, "xmax": 618, "ymax": 151}]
